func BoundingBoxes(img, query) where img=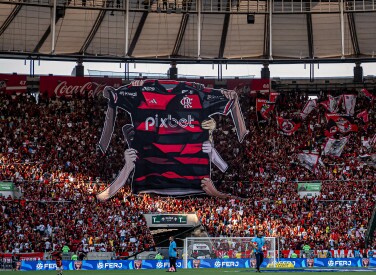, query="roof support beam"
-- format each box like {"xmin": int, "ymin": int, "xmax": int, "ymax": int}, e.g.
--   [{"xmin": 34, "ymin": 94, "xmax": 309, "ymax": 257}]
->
[
  {"xmin": 79, "ymin": 9, "xmax": 107, "ymax": 54},
  {"xmin": 127, "ymin": 11, "xmax": 148, "ymax": 56},
  {"xmin": 268, "ymin": 0, "xmax": 272, "ymax": 60},
  {"xmin": 340, "ymin": 0, "xmax": 345, "ymax": 58},
  {"xmin": 197, "ymin": 0, "xmax": 201, "ymax": 58},
  {"xmin": 51, "ymin": 0, "xmax": 57, "ymax": 53},
  {"xmin": 33, "ymin": 6, "xmax": 66, "ymax": 53},
  {"xmin": 218, "ymin": 13, "xmax": 230, "ymax": 58},
  {"xmin": 172, "ymin": 14, "xmax": 189, "ymax": 57},
  {"xmin": 263, "ymin": 14, "xmax": 269, "ymax": 58},
  {"xmin": 0, "ymin": 5, "xmax": 22, "ymax": 37},
  {"xmin": 306, "ymin": 4, "xmax": 314, "ymax": 59},
  {"xmin": 124, "ymin": 0, "xmax": 129, "ymax": 57},
  {"xmin": 347, "ymin": 12, "xmax": 360, "ymax": 56}
]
